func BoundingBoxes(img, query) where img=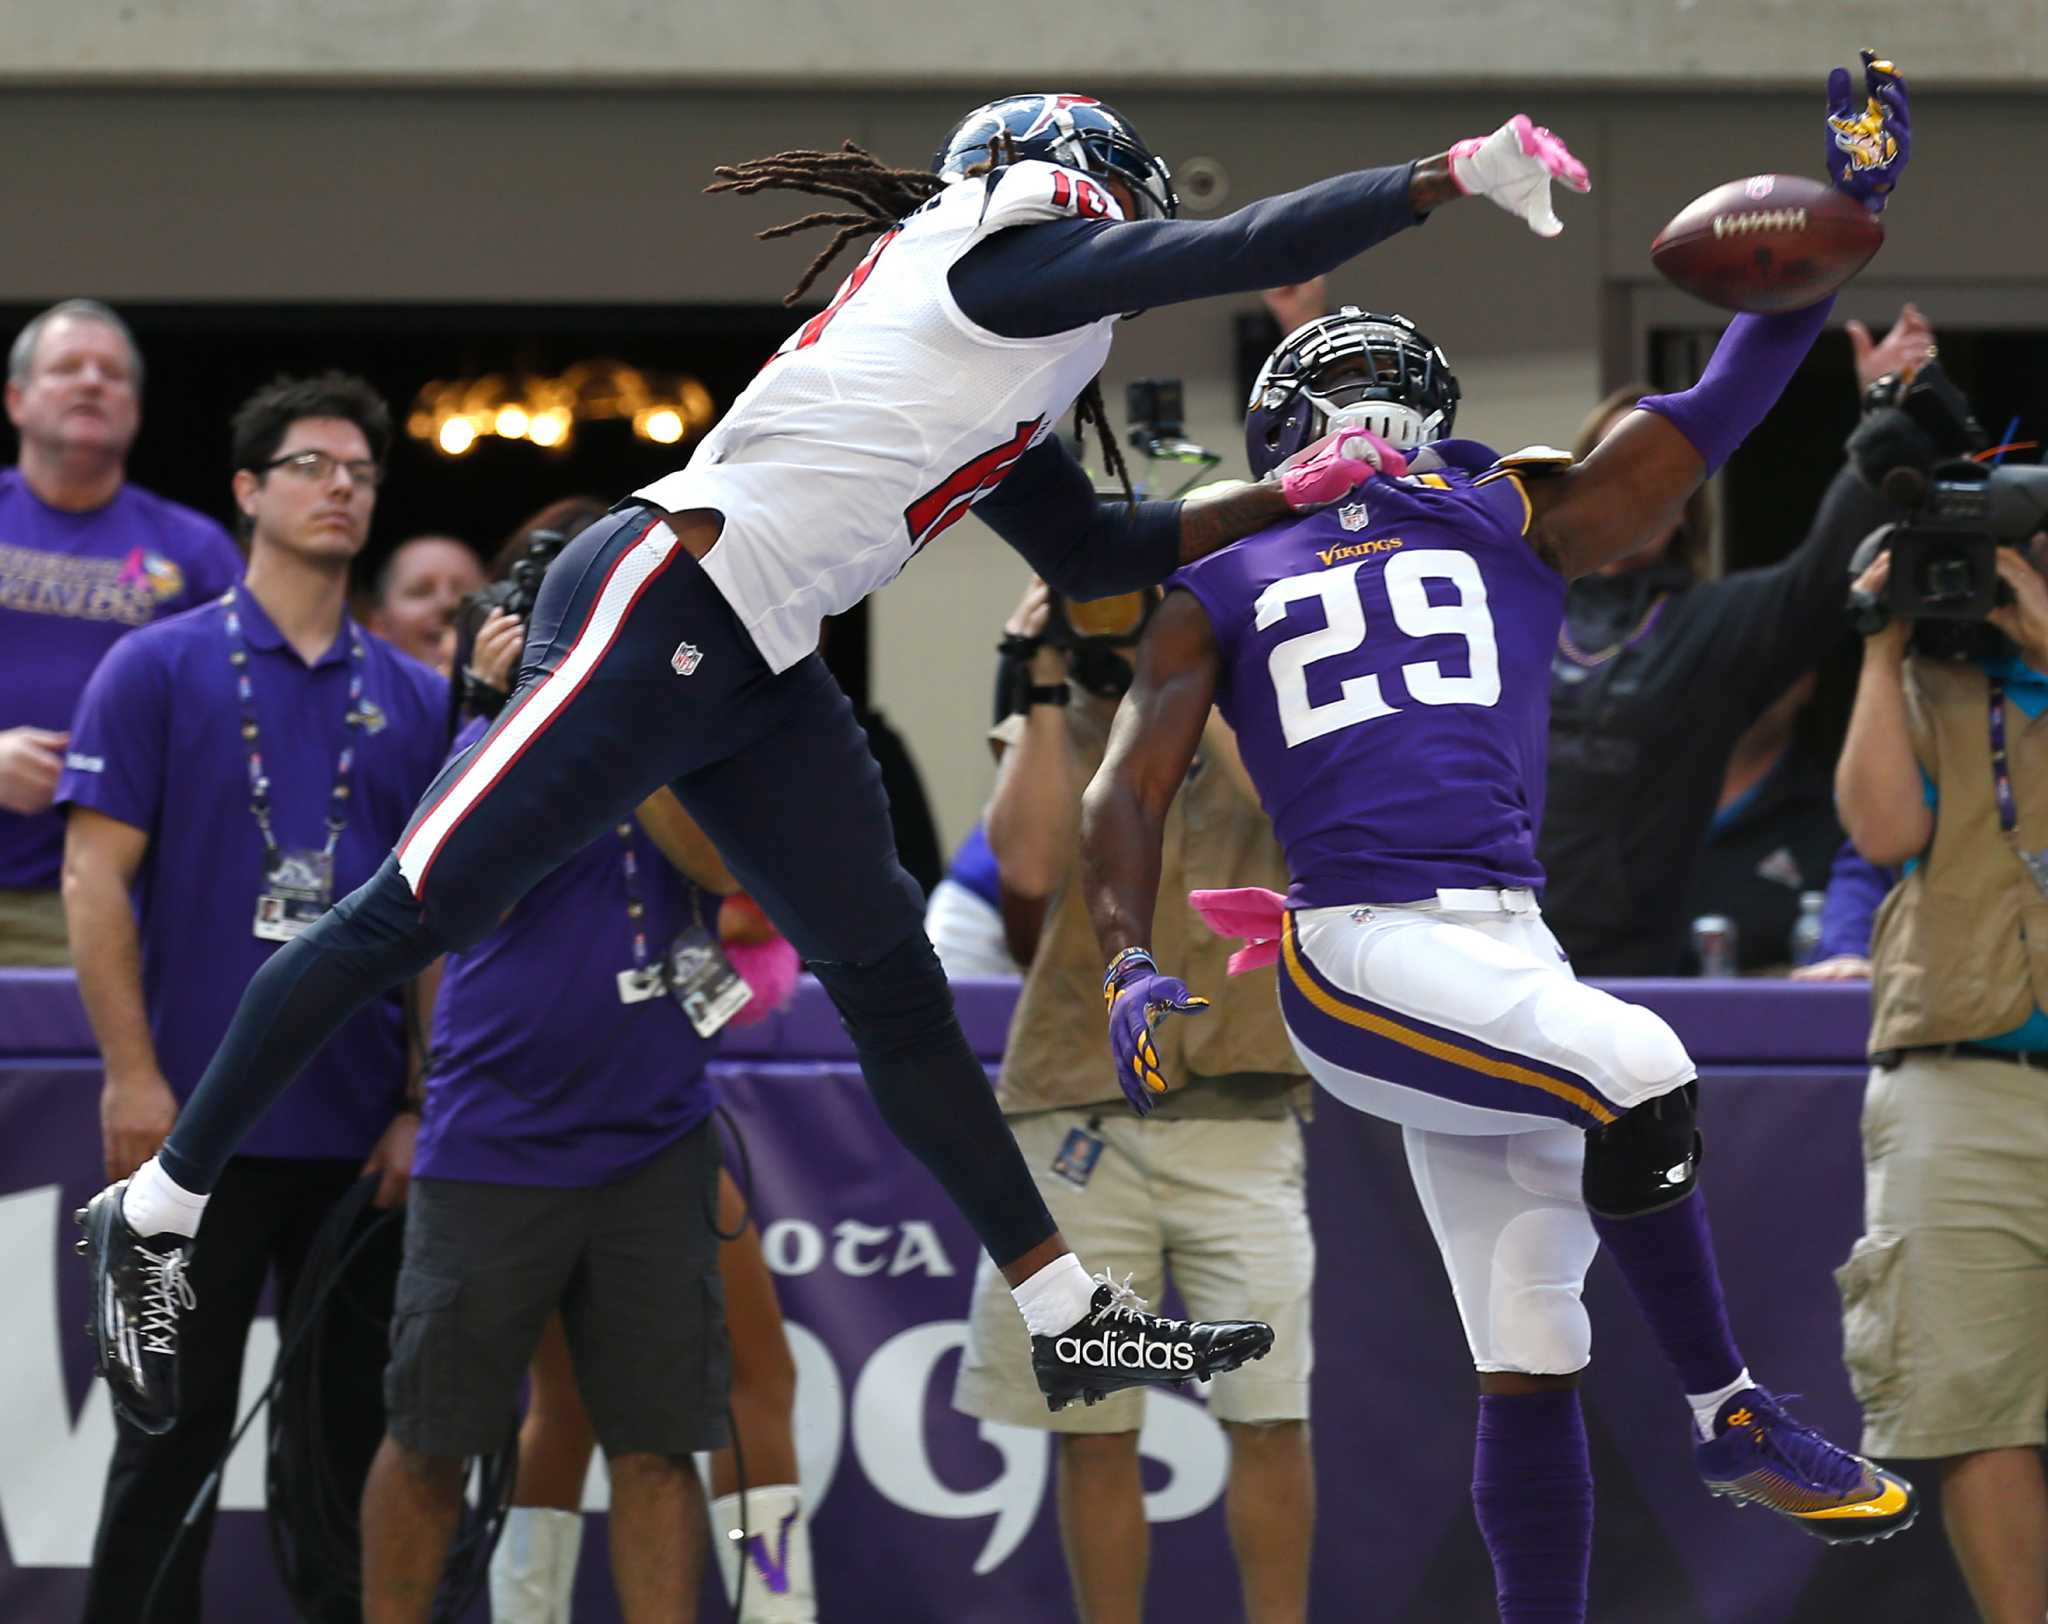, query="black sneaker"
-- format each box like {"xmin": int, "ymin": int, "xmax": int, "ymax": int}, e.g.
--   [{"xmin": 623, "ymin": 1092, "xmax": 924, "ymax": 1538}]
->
[
  {"xmin": 1032, "ymin": 1274, "xmax": 1274, "ymax": 1414},
  {"xmin": 76, "ymin": 1181, "xmax": 193, "ymax": 1435}
]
